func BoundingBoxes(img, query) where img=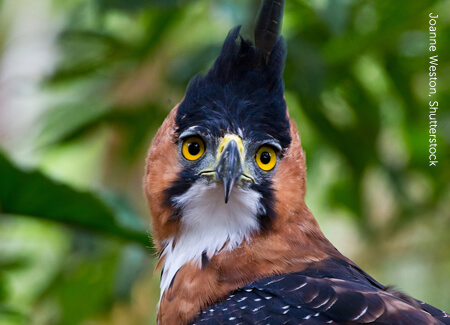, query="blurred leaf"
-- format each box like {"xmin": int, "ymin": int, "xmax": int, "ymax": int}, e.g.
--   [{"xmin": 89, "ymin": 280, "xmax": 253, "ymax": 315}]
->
[
  {"xmin": 0, "ymin": 151, "xmax": 152, "ymax": 251},
  {"xmin": 37, "ymin": 93, "xmax": 110, "ymax": 147},
  {"xmin": 39, "ymin": 103, "xmax": 168, "ymax": 161},
  {"xmin": 113, "ymin": 244, "xmax": 147, "ymax": 300},
  {"xmin": 96, "ymin": 0, "xmax": 187, "ymax": 13},
  {"xmin": 0, "ymin": 257, "xmax": 30, "ymax": 272},
  {"xmin": 43, "ymin": 245, "xmax": 120, "ymax": 325},
  {"xmin": 47, "ymin": 30, "xmax": 128, "ymax": 84},
  {"xmin": 0, "ymin": 276, "xmax": 8, "ymax": 302},
  {"xmin": 0, "ymin": 304, "xmax": 27, "ymax": 325}
]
